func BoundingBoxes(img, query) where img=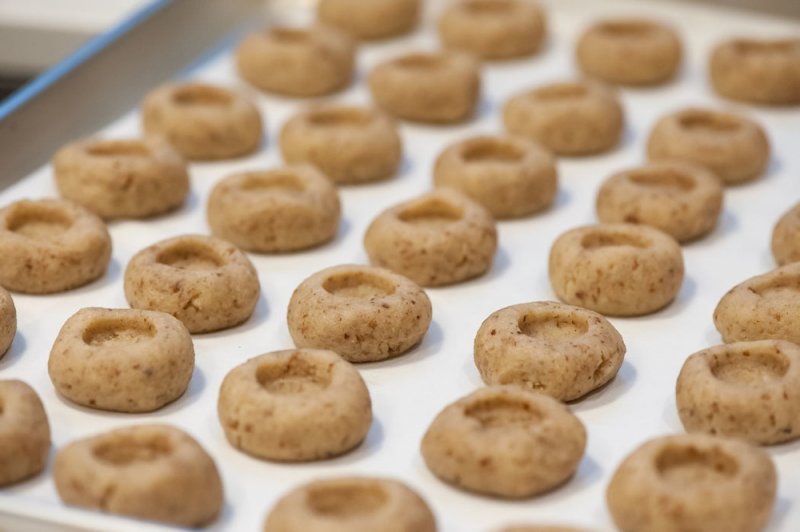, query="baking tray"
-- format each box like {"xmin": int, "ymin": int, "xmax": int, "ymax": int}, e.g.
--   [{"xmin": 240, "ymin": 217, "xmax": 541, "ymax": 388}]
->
[{"xmin": 1, "ymin": 0, "xmax": 800, "ymax": 530}]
